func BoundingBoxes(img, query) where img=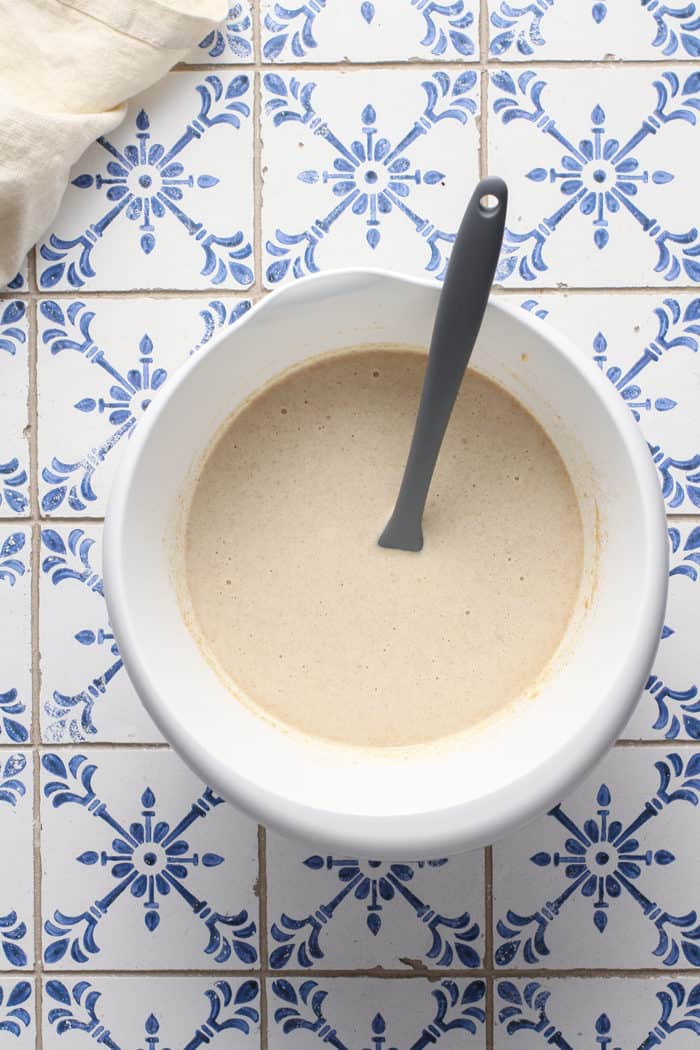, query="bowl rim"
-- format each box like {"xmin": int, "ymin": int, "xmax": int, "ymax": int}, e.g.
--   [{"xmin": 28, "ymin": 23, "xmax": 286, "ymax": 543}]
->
[{"xmin": 103, "ymin": 267, "xmax": 669, "ymax": 856}]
